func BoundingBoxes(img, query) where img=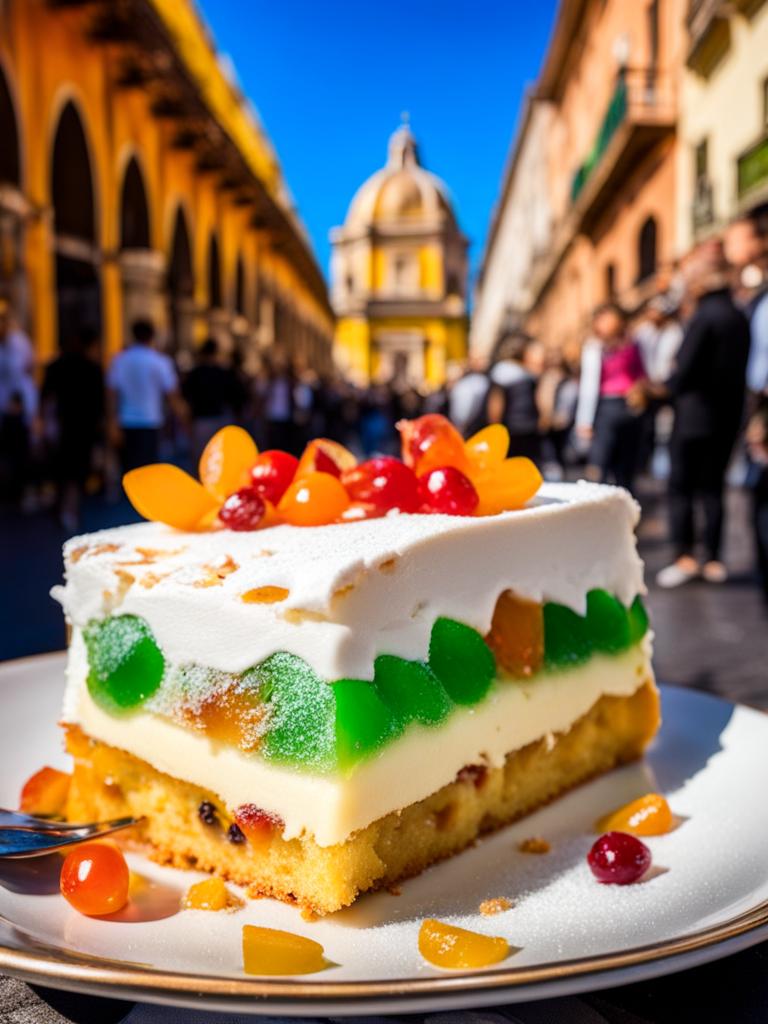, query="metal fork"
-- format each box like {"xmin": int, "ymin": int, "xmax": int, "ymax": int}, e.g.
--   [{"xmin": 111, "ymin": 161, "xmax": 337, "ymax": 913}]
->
[{"xmin": 0, "ymin": 808, "xmax": 142, "ymax": 858}]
